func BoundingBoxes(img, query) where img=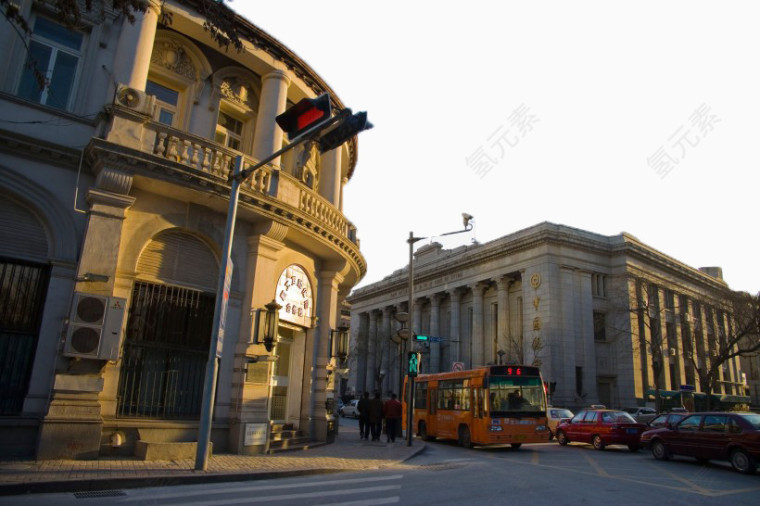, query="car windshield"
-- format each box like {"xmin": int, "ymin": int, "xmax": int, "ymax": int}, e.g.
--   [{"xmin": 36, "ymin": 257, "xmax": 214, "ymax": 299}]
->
[
  {"xmin": 622, "ymin": 408, "xmax": 637, "ymax": 414},
  {"xmin": 738, "ymin": 413, "xmax": 760, "ymax": 429},
  {"xmin": 601, "ymin": 411, "xmax": 637, "ymax": 423}
]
